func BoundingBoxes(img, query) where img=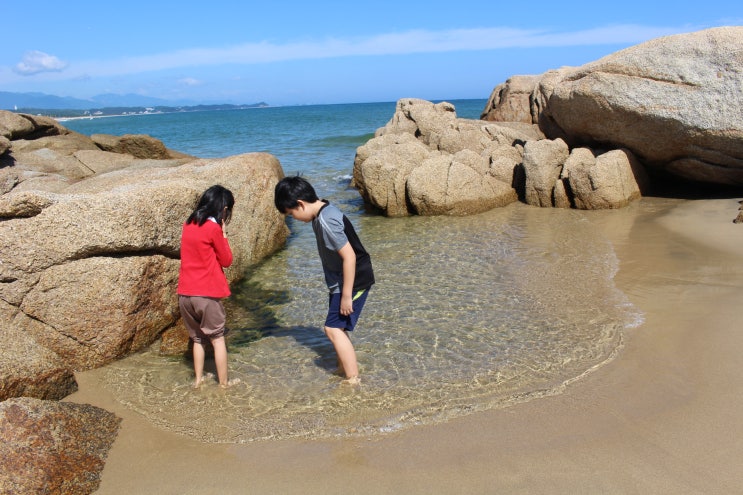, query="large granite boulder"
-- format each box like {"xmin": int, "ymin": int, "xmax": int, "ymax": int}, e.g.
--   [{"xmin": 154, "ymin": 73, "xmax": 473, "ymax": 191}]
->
[
  {"xmin": 0, "ymin": 397, "xmax": 120, "ymax": 495},
  {"xmin": 0, "ymin": 112, "xmax": 289, "ymax": 400},
  {"xmin": 522, "ymin": 138, "xmax": 570, "ymax": 207},
  {"xmin": 407, "ymin": 152, "xmax": 518, "ymax": 215},
  {"xmin": 352, "ymin": 98, "xmax": 542, "ymax": 216},
  {"xmin": 485, "ymin": 27, "xmax": 743, "ymax": 187},
  {"xmin": 1, "ymin": 153, "xmax": 288, "ymax": 371},
  {"xmin": 353, "ymin": 132, "xmax": 436, "ymax": 217},
  {"xmin": 565, "ymin": 148, "xmax": 650, "ymax": 209}
]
